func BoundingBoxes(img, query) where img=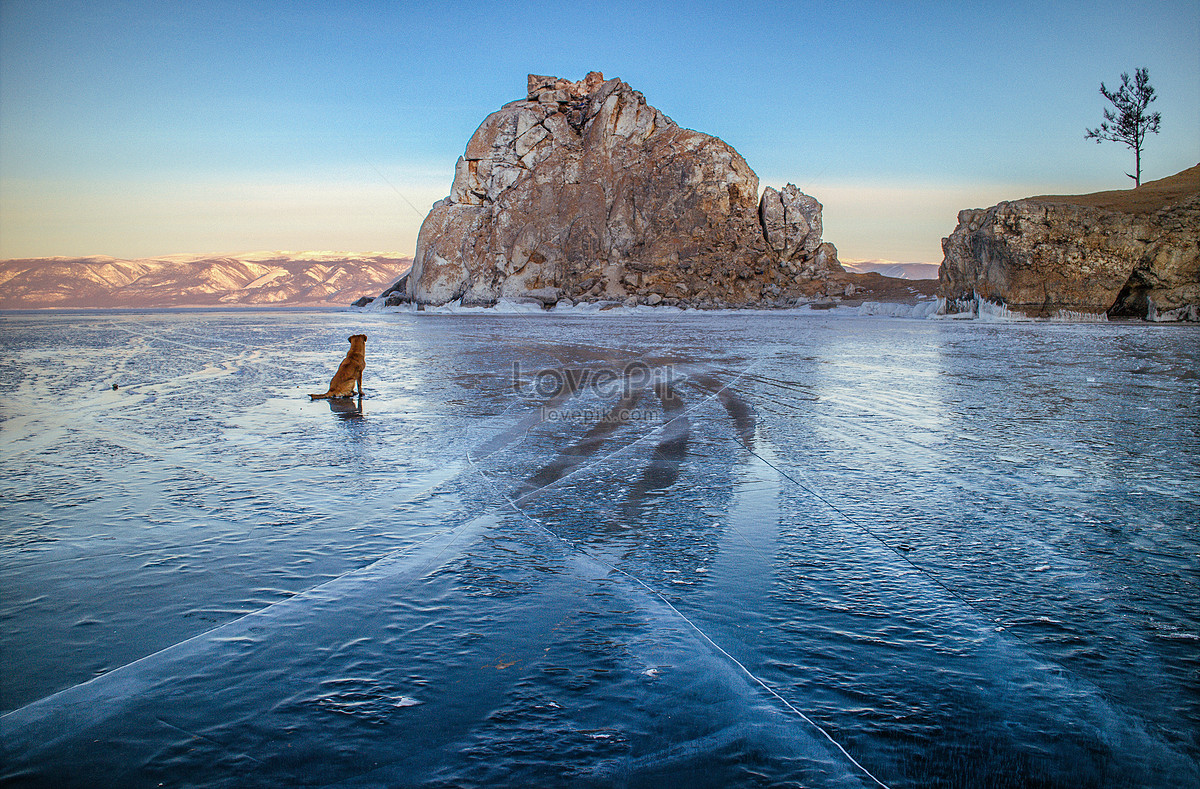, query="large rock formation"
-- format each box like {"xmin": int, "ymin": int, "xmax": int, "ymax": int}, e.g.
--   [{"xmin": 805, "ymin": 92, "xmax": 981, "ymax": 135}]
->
[
  {"xmin": 405, "ymin": 72, "xmax": 844, "ymax": 308},
  {"xmin": 938, "ymin": 165, "xmax": 1200, "ymax": 320}
]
